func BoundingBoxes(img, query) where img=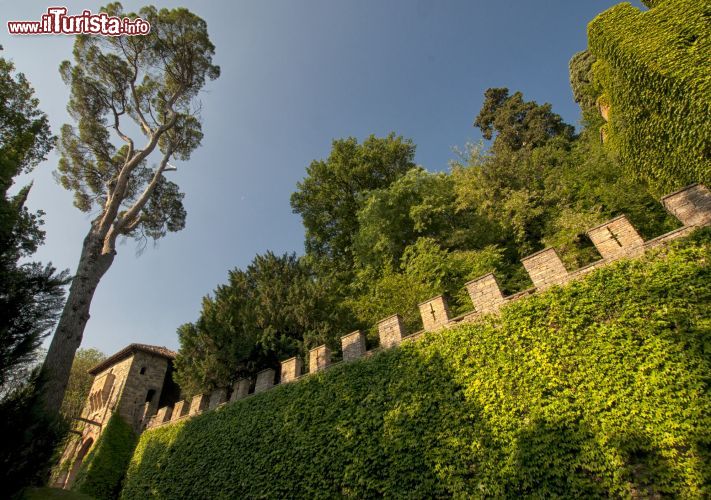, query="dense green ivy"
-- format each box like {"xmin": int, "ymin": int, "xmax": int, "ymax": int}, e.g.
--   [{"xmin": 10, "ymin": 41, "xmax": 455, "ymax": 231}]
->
[
  {"xmin": 587, "ymin": 0, "xmax": 710, "ymax": 194},
  {"xmin": 73, "ymin": 415, "xmax": 137, "ymax": 499},
  {"xmin": 121, "ymin": 230, "xmax": 710, "ymax": 498}
]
